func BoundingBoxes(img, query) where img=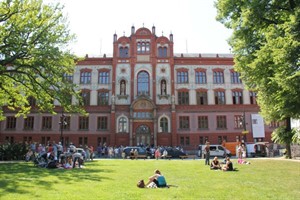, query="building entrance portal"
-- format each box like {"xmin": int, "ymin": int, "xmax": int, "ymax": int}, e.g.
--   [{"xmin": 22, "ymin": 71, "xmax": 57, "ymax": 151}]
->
[{"xmin": 136, "ymin": 125, "xmax": 151, "ymax": 146}]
